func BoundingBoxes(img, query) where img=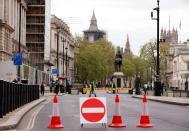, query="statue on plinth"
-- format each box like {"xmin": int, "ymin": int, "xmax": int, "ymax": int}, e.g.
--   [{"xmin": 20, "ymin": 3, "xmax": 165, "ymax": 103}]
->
[{"xmin": 114, "ymin": 50, "xmax": 122, "ymax": 72}]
